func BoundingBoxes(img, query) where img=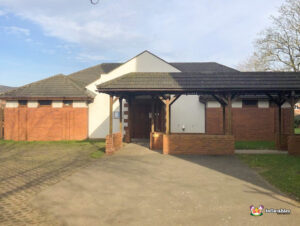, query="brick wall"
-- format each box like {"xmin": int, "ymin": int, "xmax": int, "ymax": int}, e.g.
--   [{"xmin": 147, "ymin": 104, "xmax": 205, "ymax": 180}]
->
[
  {"xmin": 206, "ymin": 106, "xmax": 291, "ymax": 141},
  {"xmin": 206, "ymin": 108, "xmax": 223, "ymax": 134},
  {"xmin": 288, "ymin": 135, "xmax": 300, "ymax": 155},
  {"xmin": 150, "ymin": 132, "xmax": 164, "ymax": 150},
  {"xmin": 105, "ymin": 132, "xmax": 123, "ymax": 154},
  {"xmin": 4, "ymin": 107, "xmax": 88, "ymax": 141},
  {"xmin": 163, "ymin": 134, "xmax": 234, "ymax": 155}
]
